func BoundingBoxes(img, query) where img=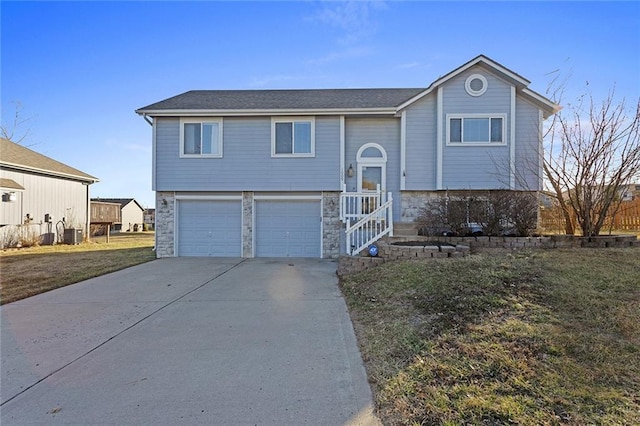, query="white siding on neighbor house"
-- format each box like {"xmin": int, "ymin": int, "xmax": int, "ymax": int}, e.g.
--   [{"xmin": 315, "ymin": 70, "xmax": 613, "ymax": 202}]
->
[
  {"xmin": 0, "ymin": 169, "xmax": 89, "ymax": 229},
  {"xmin": 441, "ymin": 68, "xmax": 513, "ymax": 189},
  {"xmin": 155, "ymin": 116, "xmax": 341, "ymax": 192},
  {"xmin": 120, "ymin": 202, "xmax": 145, "ymax": 231},
  {"xmin": 344, "ymin": 117, "xmax": 402, "ymax": 219},
  {"xmin": 404, "ymin": 94, "xmax": 437, "ymax": 190}
]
